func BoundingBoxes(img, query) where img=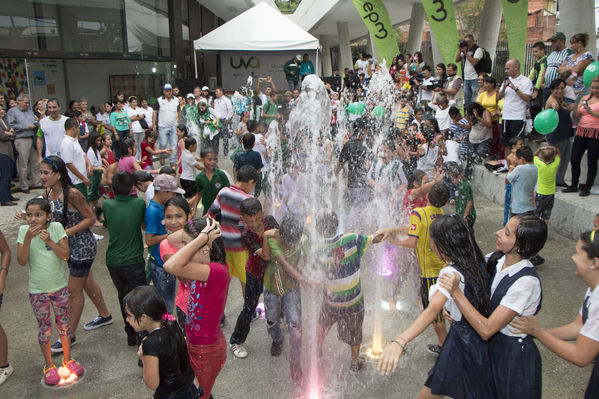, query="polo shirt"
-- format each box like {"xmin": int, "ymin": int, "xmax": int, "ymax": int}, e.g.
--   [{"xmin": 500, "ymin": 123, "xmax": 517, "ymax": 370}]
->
[
  {"xmin": 206, "ymin": 186, "xmax": 252, "ymax": 252},
  {"xmin": 154, "ymin": 96, "xmax": 179, "ymax": 128},
  {"xmin": 145, "ymin": 200, "xmax": 167, "ymax": 266},
  {"xmin": 37, "ymin": 115, "xmax": 68, "ymax": 156},
  {"xmin": 233, "ymin": 150, "xmax": 263, "ymax": 172},
  {"xmin": 408, "ymin": 205, "xmax": 445, "ymax": 278},
  {"xmin": 58, "ymin": 135, "xmax": 86, "ymax": 185},
  {"xmin": 545, "ymin": 48, "xmax": 574, "ymax": 86},
  {"xmin": 103, "ymin": 195, "xmax": 146, "ymax": 267},
  {"xmin": 195, "ymin": 169, "xmax": 230, "ymax": 215}
]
